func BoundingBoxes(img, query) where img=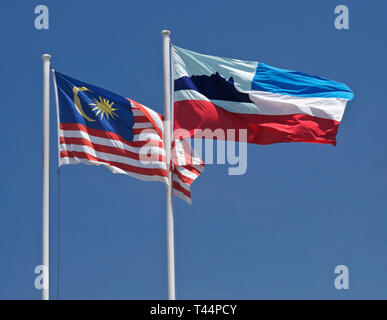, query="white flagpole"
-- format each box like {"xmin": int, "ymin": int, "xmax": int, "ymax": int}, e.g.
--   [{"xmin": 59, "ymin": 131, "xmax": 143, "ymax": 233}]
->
[
  {"xmin": 161, "ymin": 30, "xmax": 176, "ymax": 300},
  {"xmin": 42, "ymin": 54, "xmax": 51, "ymax": 300}
]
